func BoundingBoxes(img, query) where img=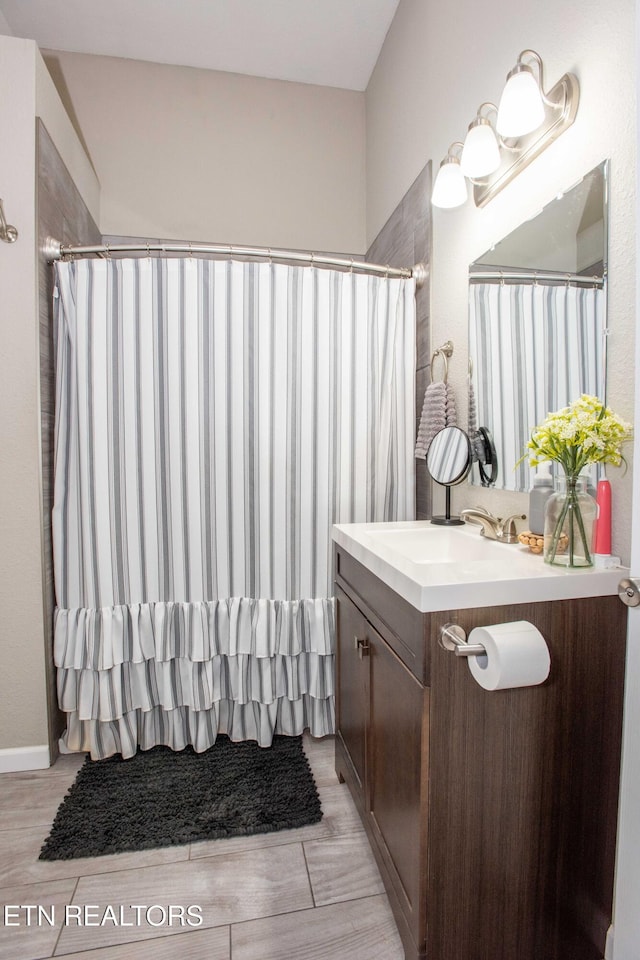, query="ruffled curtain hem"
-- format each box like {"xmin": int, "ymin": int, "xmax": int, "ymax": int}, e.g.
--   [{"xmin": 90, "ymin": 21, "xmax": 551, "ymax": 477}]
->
[
  {"xmin": 60, "ymin": 697, "xmax": 335, "ymax": 760},
  {"xmin": 56, "ymin": 652, "xmax": 335, "ymax": 719},
  {"xmin": 55, "ymin": 595, "xmax": 336, "ymax": 759},
  {"xmin": 55, "ymin": 596, "xmax": 336, "ymax": 669}
]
